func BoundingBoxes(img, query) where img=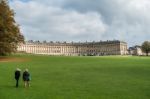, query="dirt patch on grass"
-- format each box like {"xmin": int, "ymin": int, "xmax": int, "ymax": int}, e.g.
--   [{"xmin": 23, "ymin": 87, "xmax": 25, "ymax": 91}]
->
[{"xmin": 0, "ymin": 57, "xmax": 28, "ymax": 62}]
